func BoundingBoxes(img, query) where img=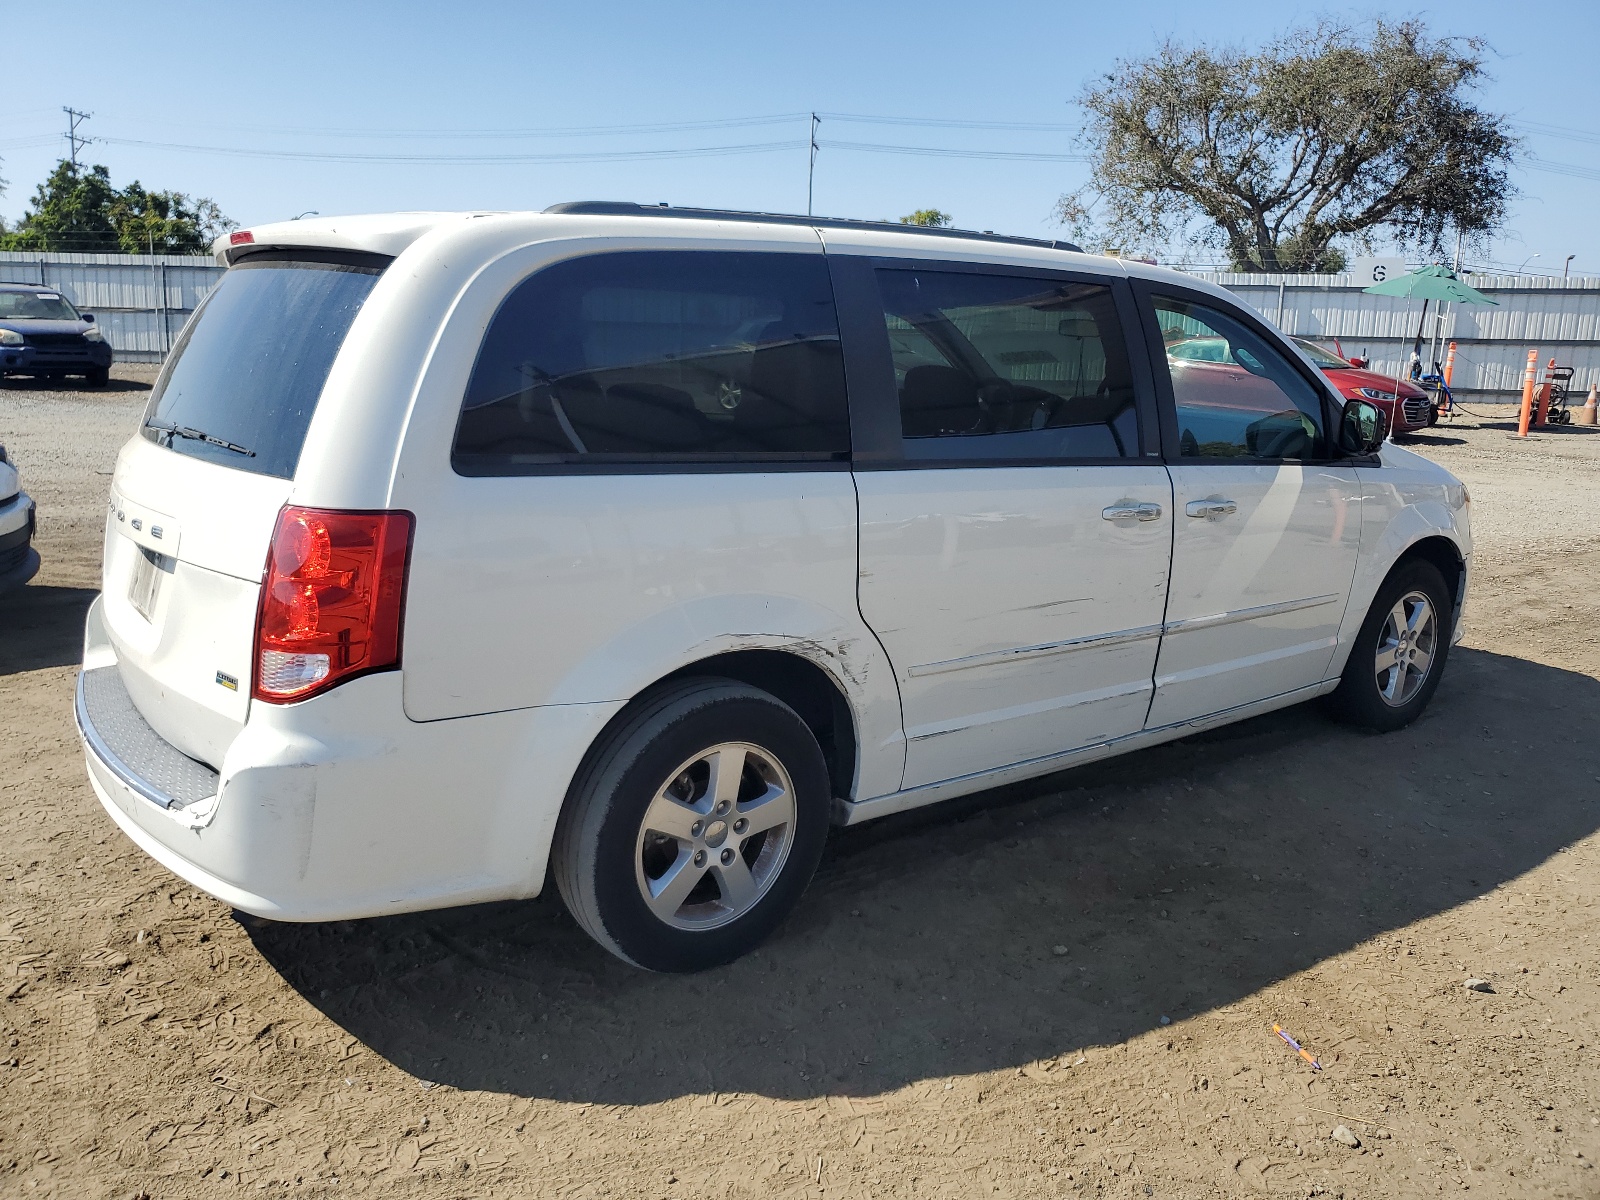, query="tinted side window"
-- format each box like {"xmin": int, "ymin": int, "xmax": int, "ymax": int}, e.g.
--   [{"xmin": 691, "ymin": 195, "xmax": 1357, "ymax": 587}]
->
[
  {"xmin": 454, "ymin": 251, "xmax": 849, "ymax": 471},
  {"xmin": 875, "ymin": 269, "xmax": 1139, "ymax": 460},
  {"xmin": 1153, "ymin": 296, "xmax": 1329, "ymax": 460}
]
